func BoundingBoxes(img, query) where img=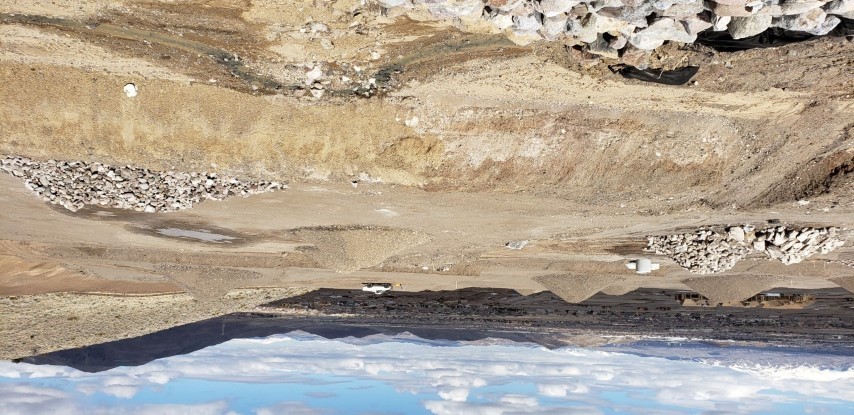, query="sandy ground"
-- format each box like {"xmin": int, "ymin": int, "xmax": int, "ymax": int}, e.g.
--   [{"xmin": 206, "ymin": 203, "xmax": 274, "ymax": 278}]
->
[{"xmin": 1, "ymin": 0, "xmax": 853, "ymax": 359}]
